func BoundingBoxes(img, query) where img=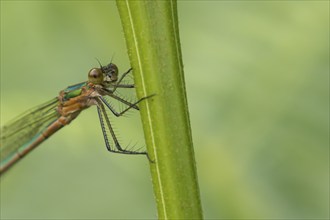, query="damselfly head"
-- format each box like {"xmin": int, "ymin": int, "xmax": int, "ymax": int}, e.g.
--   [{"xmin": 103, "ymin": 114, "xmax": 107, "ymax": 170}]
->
[
  {"xmin": 88, "ymin": 63, "xmax": 118, "ymax": 86},
  {"xmin": 102, "ymin": 63, "xmax": 118, "ymax": 83}
]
